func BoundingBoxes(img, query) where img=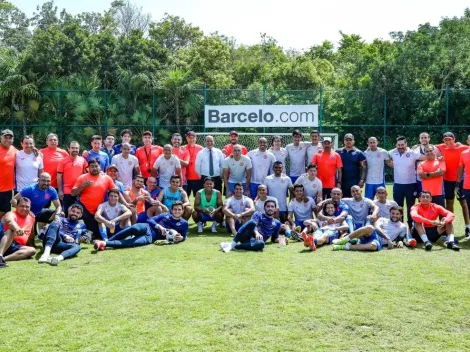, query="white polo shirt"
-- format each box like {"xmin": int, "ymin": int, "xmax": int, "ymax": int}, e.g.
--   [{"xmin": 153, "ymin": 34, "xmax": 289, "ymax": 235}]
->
[
  {"xmin": 111, "ymin": 154, "xmax": 139, "ymax": 188},
  {"xmin": 223, "ymin": 155, "xmax": 252, "ymax": 183},
  {"xmin": 154, "ymin": 155, "xmax": 181, "ymax": 188},
  {"xmin": 388, "ymin": 148, "xmax": 421, "ymax": 184},
  {"xmin": 294, "ymin": 173, "xmax": 323, "ymax": 199},
  {"xmin": 248, "ymin": 149, "xmax": 276, "ymax": 184},
  {"xmin": 286, "ymin": 143, "xmax": 308, "ymax": 177},
  {"xmin": 364, "ymin": 148, "xmax": 390, "ymax": 185},
  {"xmin": 264, "ymin": 174, "xmax": 292, "ymax": 211},
  {"xmin": 15, "ymin": 150, "xmax": 44, "ymax": 192}
]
